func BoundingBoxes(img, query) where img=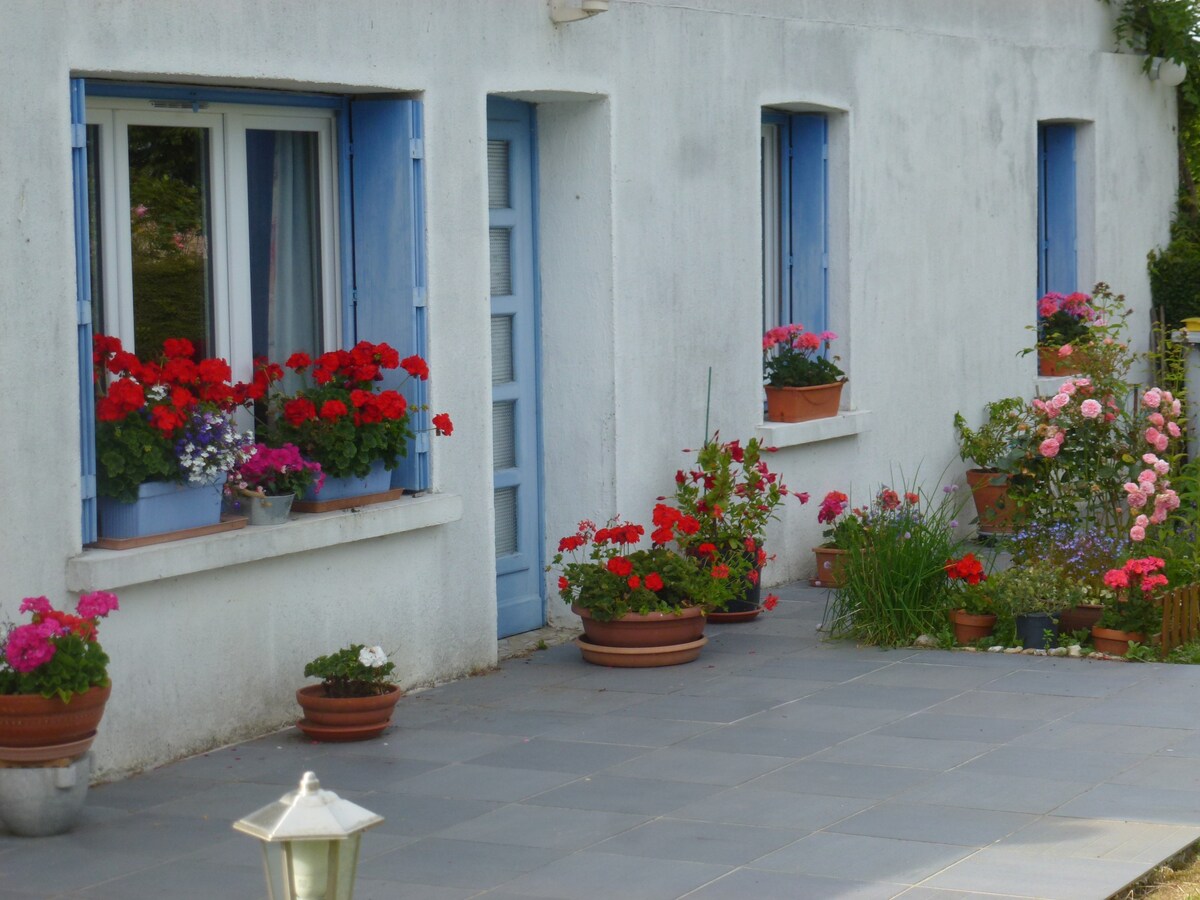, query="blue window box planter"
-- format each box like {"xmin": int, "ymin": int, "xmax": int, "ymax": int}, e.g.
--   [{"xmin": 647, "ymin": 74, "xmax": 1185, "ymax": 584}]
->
[
  {"xmin": 306, "ymin": 460, "xmax": 390, "ymax": 501},
  {"xmin": 97, "ymin": 477, "xmax": 226, "ymax": 539}
]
